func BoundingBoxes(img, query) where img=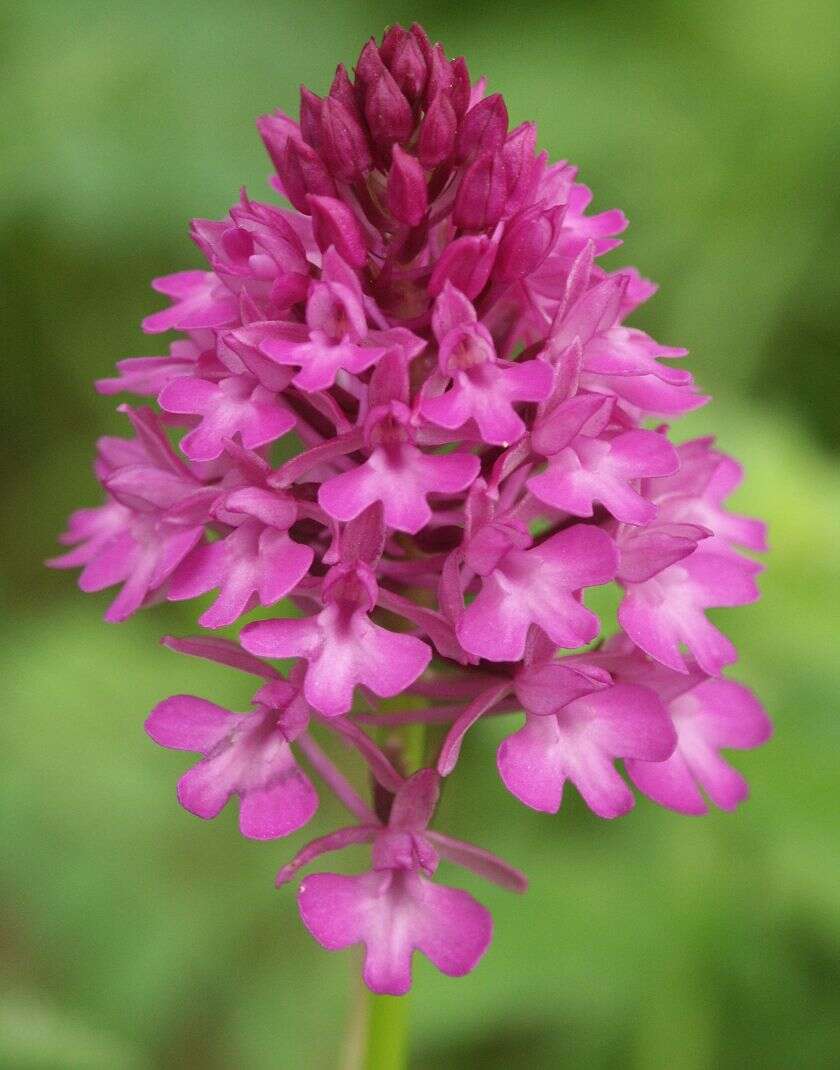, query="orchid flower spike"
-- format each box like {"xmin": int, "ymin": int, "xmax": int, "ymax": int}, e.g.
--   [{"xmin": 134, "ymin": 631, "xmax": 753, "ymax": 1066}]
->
[{"xmin": 51, "ymin": 23, "xmax": 769, "ymax": 997}]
